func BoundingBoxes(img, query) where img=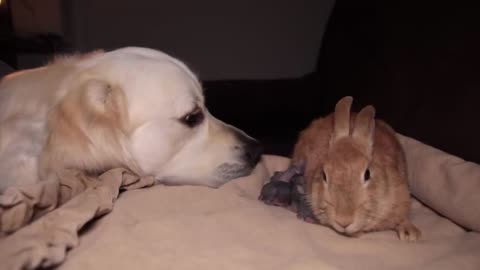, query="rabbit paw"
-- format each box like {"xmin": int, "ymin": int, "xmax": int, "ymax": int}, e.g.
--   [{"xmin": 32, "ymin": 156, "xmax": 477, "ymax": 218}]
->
[
  {"xmin": 296, "ymin": 207, "xmax": 319, "ymax": 224},
  {"xmin": 294, "ymin": 198, "xmax": 319, "ymax": 224},
  {"xmin": 397, "ymin": 220, "xmax": 422, "ymax": 242}
]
